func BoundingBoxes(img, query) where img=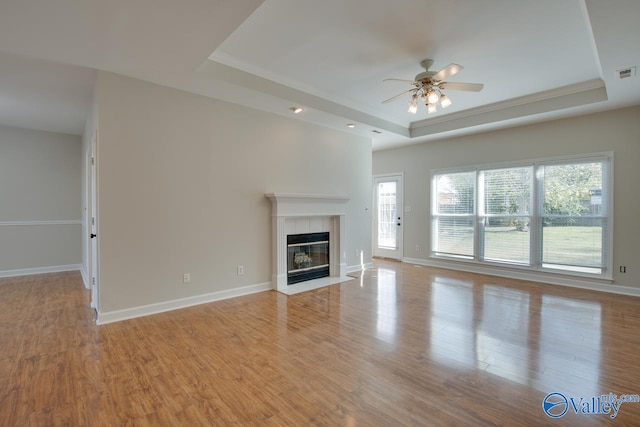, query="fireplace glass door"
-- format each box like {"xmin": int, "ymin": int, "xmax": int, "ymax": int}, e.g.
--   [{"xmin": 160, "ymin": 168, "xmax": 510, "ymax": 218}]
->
[{"xmin": 287, "ymin": 232, "xmax": 330, "ymax": 284}]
